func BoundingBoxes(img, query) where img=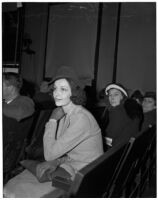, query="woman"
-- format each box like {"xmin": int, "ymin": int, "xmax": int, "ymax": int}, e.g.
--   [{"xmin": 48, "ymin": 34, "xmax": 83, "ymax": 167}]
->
[
  {"xmin": 141, "ymin": 91, "xmax": 156, "ymax": 131},
  {"xmin": 4, "ymin": 66, "xmax": 104, "ymax": 198},
  {"xmin": 103, "ymin": 83, "xmax": 143, "ymax": 148}
]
